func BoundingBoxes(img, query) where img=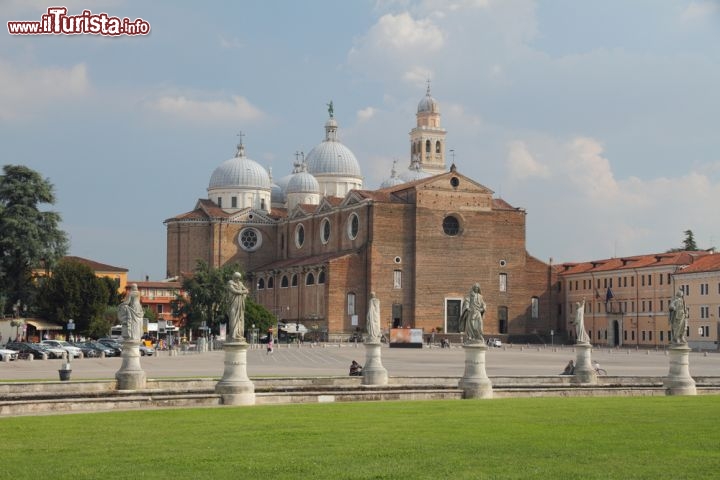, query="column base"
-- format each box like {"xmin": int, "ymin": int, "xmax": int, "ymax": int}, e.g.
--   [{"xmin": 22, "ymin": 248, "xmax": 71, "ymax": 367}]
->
[
  {"xmin": 572, "ymin": 342, "xmax": 597, "ymax": 384},
  {"xmin": 460, "ymin": 343, "xmax": 493, "ymax": 399},
  {"xmin": 215, "ymin": 341, "xmax": 256, "ymax": 405},
  {"xmin": 664, "ymin": 345, "xmax": 696, "ymax": 396},
  {"xmin": 362, "ymin": 341, "xmax": 388, "ymax": 386},
  {"xmin": 115, "ymin": 340, "xmax": 146, "ymax": 390}
]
